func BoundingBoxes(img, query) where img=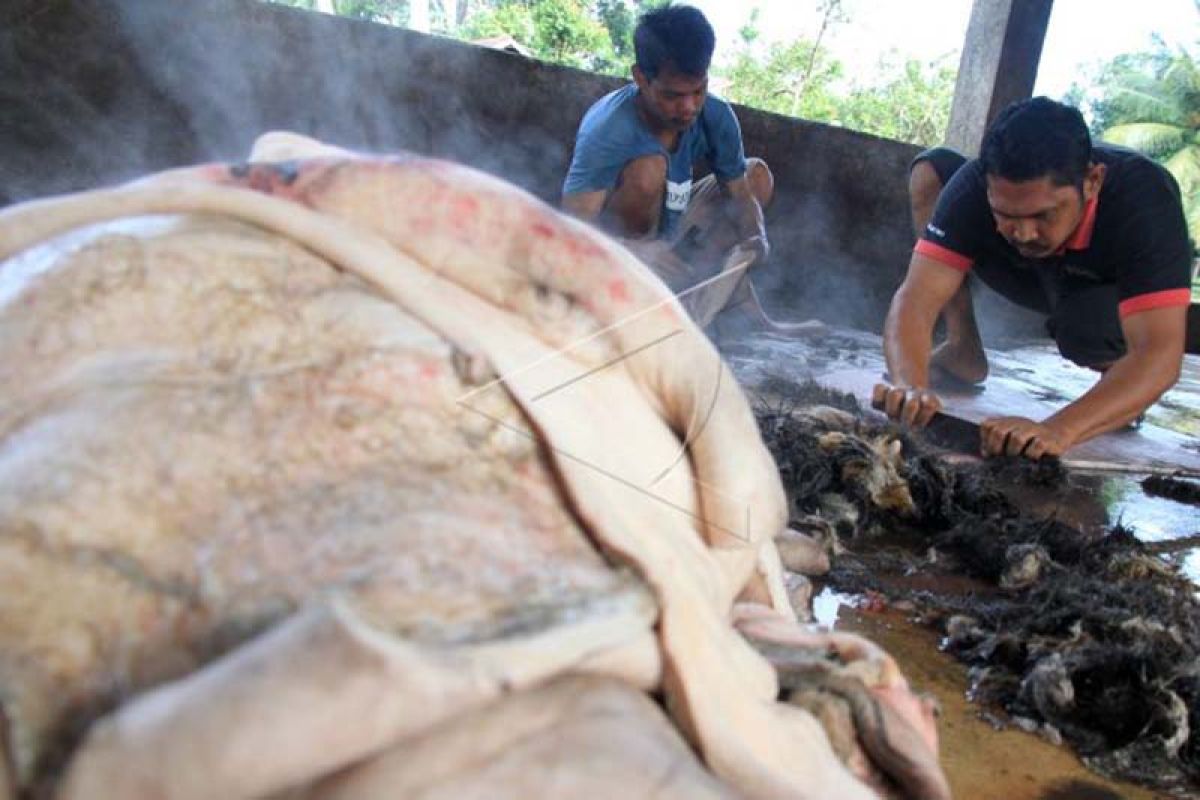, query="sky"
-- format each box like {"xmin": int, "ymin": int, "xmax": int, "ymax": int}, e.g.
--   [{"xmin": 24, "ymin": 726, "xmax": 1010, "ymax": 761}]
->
[{"xmin": 687, "ymin": 0, "xmax": 1198, "ymax": 97}]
